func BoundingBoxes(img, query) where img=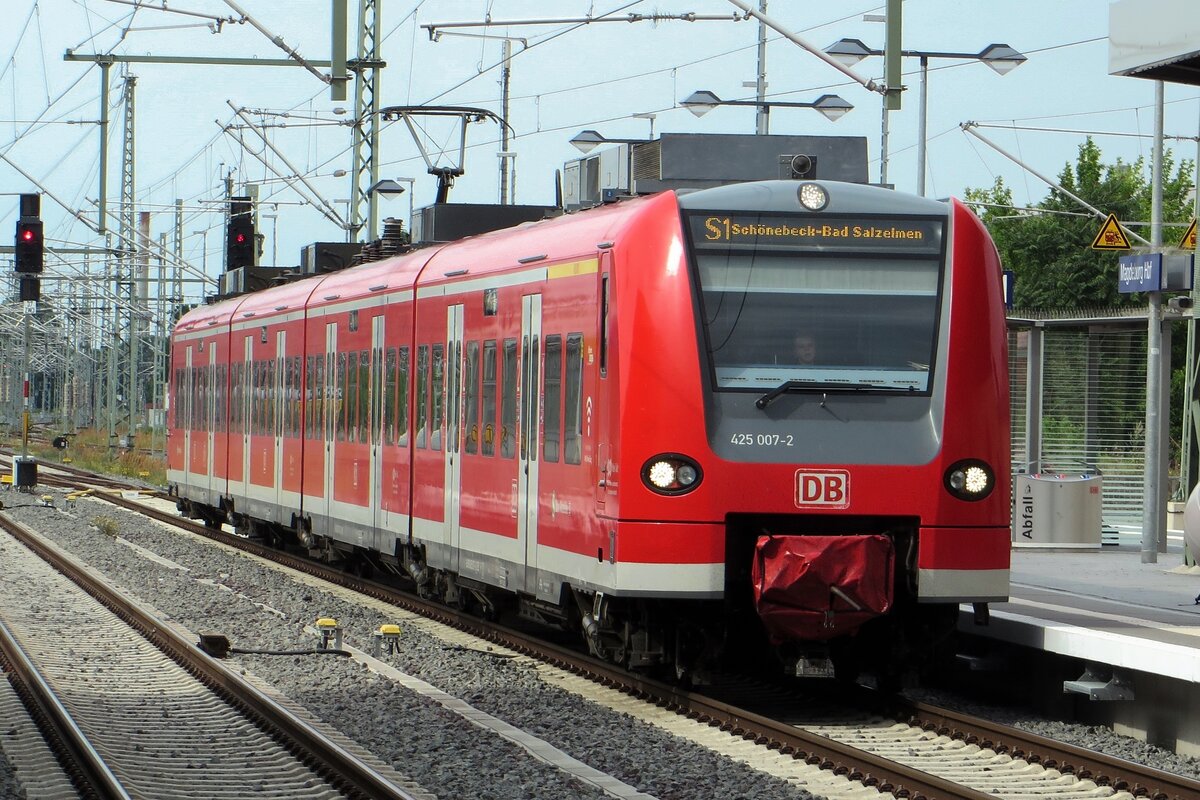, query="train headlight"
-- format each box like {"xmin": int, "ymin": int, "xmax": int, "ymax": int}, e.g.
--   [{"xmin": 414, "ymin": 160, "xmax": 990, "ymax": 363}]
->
[
  {"xmin": 642, "ymin": 454, "xmax": 703, "ymax": 496},
  {"xmin": 677, "ymin": 464, "xmax": 698, "ymax": 486},
  {"xmin": 797, "ymin": 182, "xmax": 829, "ymax": 211},
  {"xmin": 648, "ymin": 461, "xmax": 676, "ymax": 489},
  {"xmin": 944, "ymin": 459, "xmax": 995, "ymax": 501}
]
